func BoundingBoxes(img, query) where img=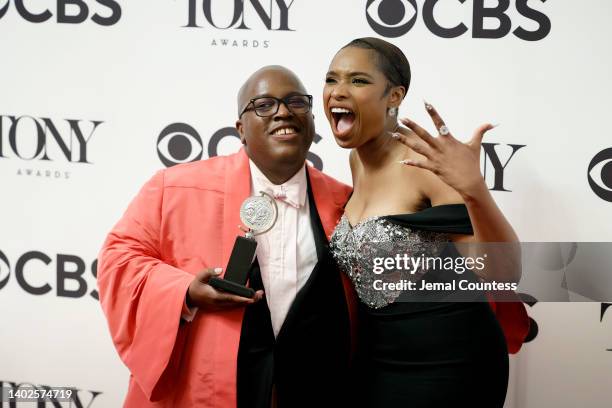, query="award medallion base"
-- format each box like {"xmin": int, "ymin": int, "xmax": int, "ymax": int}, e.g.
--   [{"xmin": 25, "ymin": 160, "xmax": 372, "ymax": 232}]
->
[
  {"xmin": 208, "ymin": 236, "xmax": 258, "ymax": 298},
  {"xmin": 209, "ymin": 277, "xmax": 256, "ymax": 298}
]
